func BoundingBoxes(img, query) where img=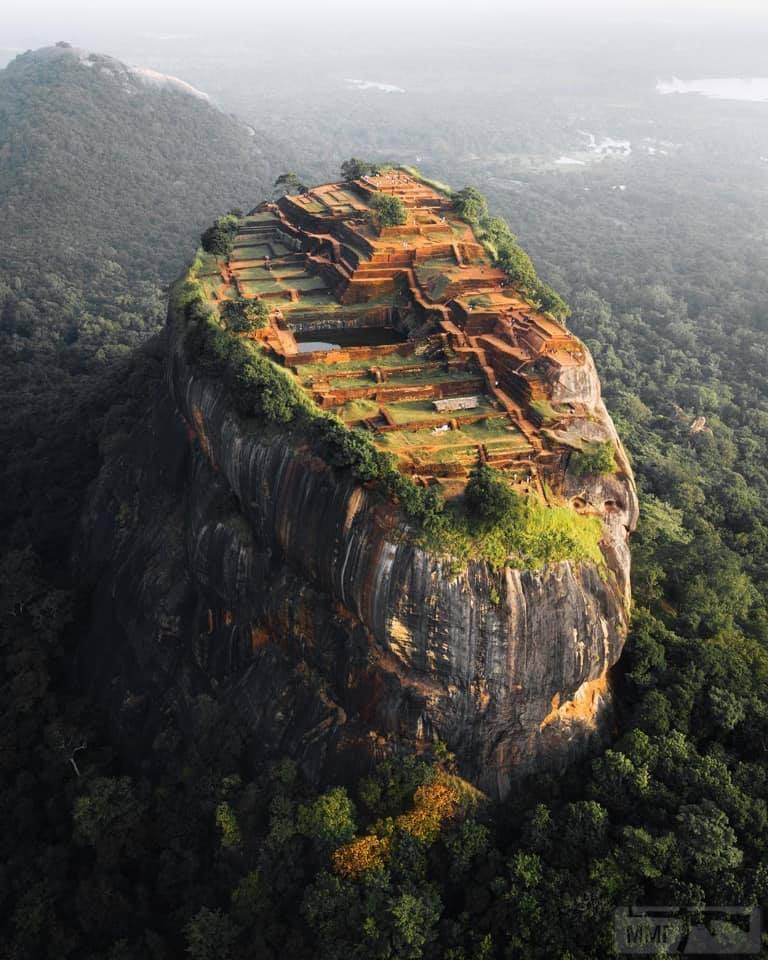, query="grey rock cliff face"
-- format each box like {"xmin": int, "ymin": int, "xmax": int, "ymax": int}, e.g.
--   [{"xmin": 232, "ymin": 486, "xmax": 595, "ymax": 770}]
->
[{"xmin": 76, "ymin": 307, "xmax": 638, "ymax": 798}]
